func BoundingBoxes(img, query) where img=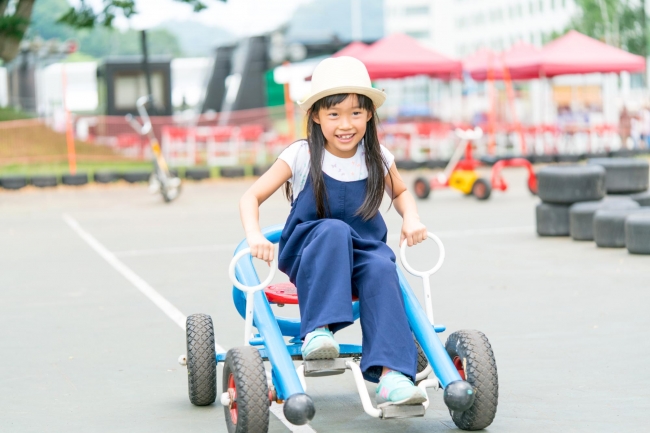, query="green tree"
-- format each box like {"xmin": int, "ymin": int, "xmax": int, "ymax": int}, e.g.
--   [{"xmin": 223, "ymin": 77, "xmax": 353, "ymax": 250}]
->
[
  {"xmin": 0, "ymin": 0, "xmax": 224, "ymax": 63},
  {"xmin": 569, "ymin": 0, "xmax": 648, "ymax": 55}
]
